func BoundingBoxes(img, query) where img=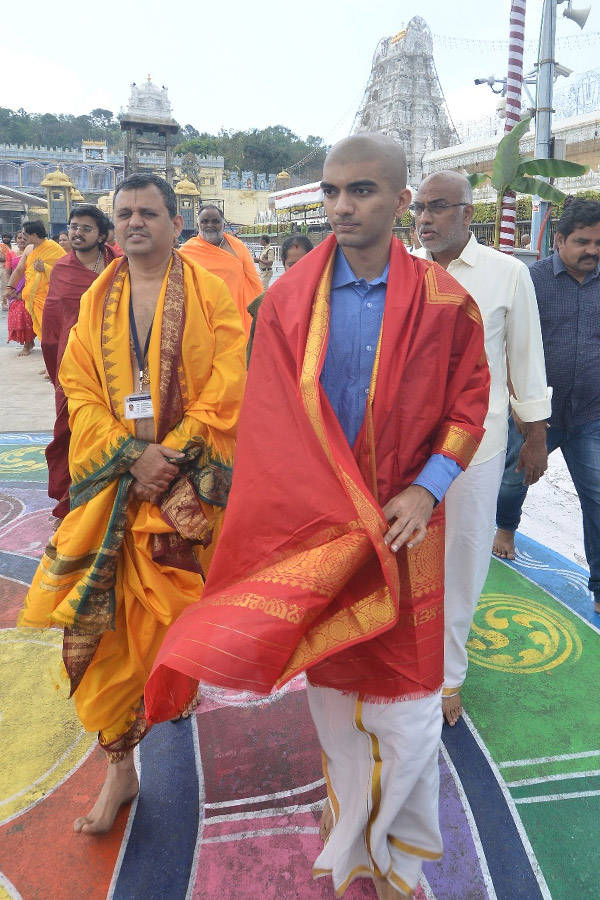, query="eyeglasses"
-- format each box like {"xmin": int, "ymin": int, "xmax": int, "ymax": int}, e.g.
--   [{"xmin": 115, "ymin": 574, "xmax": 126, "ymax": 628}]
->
[
  {"xmin": 412, "ymin": 202, "xmax": 469, "ymax": 216},
  {"xmin": 68, "ymin": 224, "xmax": 95, "ymax": 233}
]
